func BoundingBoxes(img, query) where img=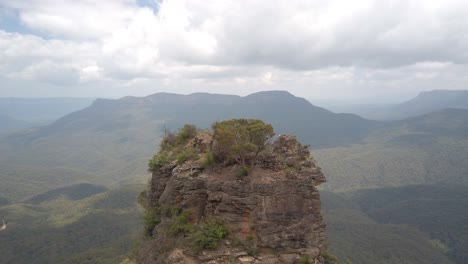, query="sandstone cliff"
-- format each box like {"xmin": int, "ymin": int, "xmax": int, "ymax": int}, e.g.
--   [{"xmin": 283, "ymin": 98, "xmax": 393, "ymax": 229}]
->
[{"xmin": 138, "ymin": 130, "xmax": 329, "ymax": 264}]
